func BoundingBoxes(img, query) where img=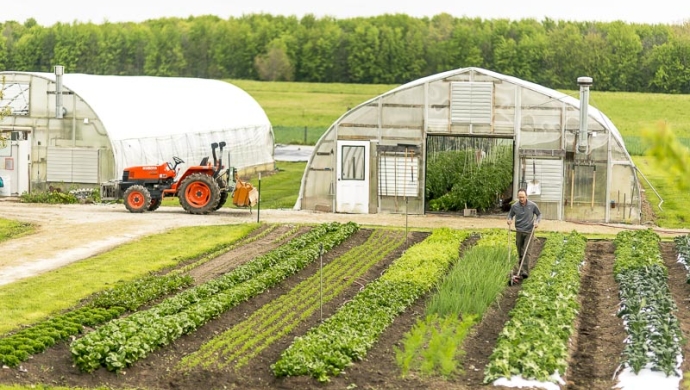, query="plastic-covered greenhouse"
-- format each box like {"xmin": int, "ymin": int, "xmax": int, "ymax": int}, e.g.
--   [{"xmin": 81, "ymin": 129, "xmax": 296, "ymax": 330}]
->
[
  {"xmin": 0, "ymin": 70, "xmax": 273, "ymax": 196},
  {"xmin": 296, "ymin": 67, "xmax": 641, "ymax": 223}
]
